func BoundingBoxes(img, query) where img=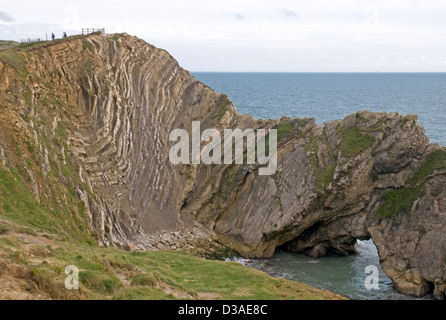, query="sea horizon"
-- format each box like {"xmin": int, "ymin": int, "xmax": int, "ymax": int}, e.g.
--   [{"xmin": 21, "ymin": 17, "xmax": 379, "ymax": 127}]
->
[{"xmin": 192, "ymin": 71, "xmax": 446, "ymax": 74}]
